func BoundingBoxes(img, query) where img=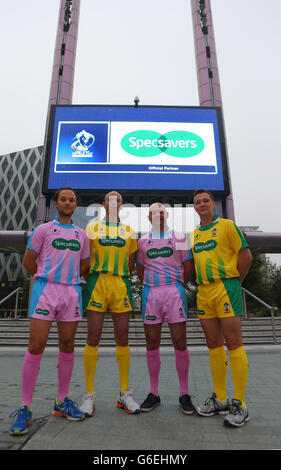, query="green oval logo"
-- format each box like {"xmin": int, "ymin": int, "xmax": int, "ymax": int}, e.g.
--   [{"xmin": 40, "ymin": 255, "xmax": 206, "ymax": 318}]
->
[
  {"xmin": 146, "ymin": 247, "xmax": 173, "ymax": 259},
  {"xmin": 121, "ymin": 130, "xmax": 162, "ymax": 157},
  {"xmin": 98, "ymin": 236, "xmax": 126, "ymax": 248},
  {"xmin": 145, "ymin": 315, "xmax": 157, "ymax": 321},
  {"xmin": 163, "ymin": 131, "xmax": 205, "ymax": 157},
  {"xmin": 193, "ymin": 240, "xmax": 217, "ymax": 253},
  {"xmin": 121, "ymin": 130, "xmax": 205, "ymax": 158},
  {"xmin": 90, "ymin": 301, "xmax": 103, "ymax": 308},
  {"xmin": 35, "ymin": 308, "xmax": 49, "ymax": 316},
  {"xmin": 52, "ymin": 238, "xmax": 81, "ymax": 251}
]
